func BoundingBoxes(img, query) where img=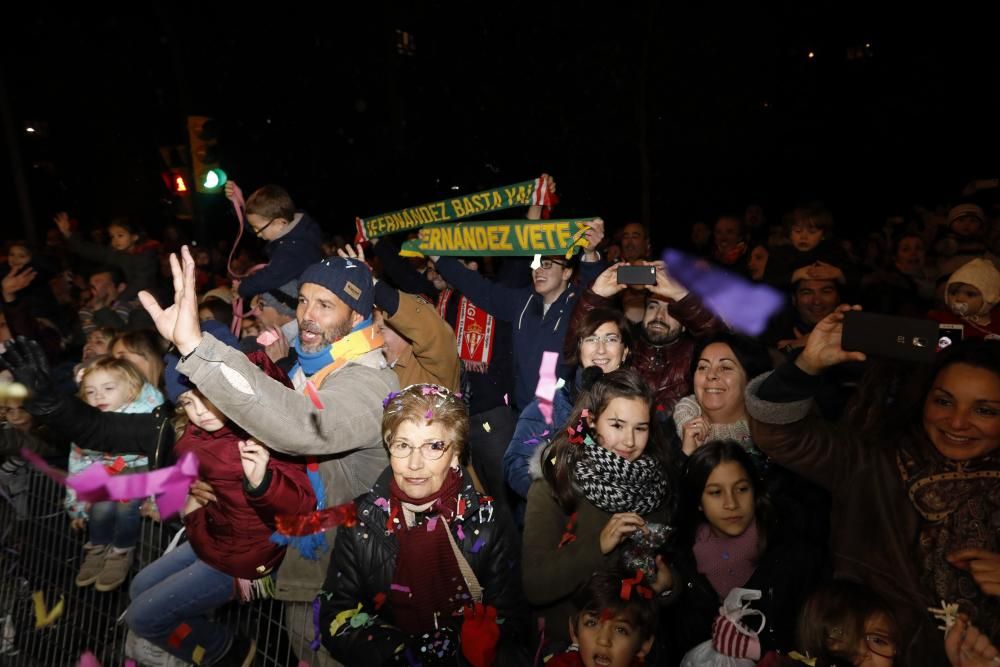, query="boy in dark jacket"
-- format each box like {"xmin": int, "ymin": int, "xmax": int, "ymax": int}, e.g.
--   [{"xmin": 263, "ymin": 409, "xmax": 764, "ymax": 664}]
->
[{"xmin": 229, "ymin": 183, "xmax": 324, "ymax": 300}]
